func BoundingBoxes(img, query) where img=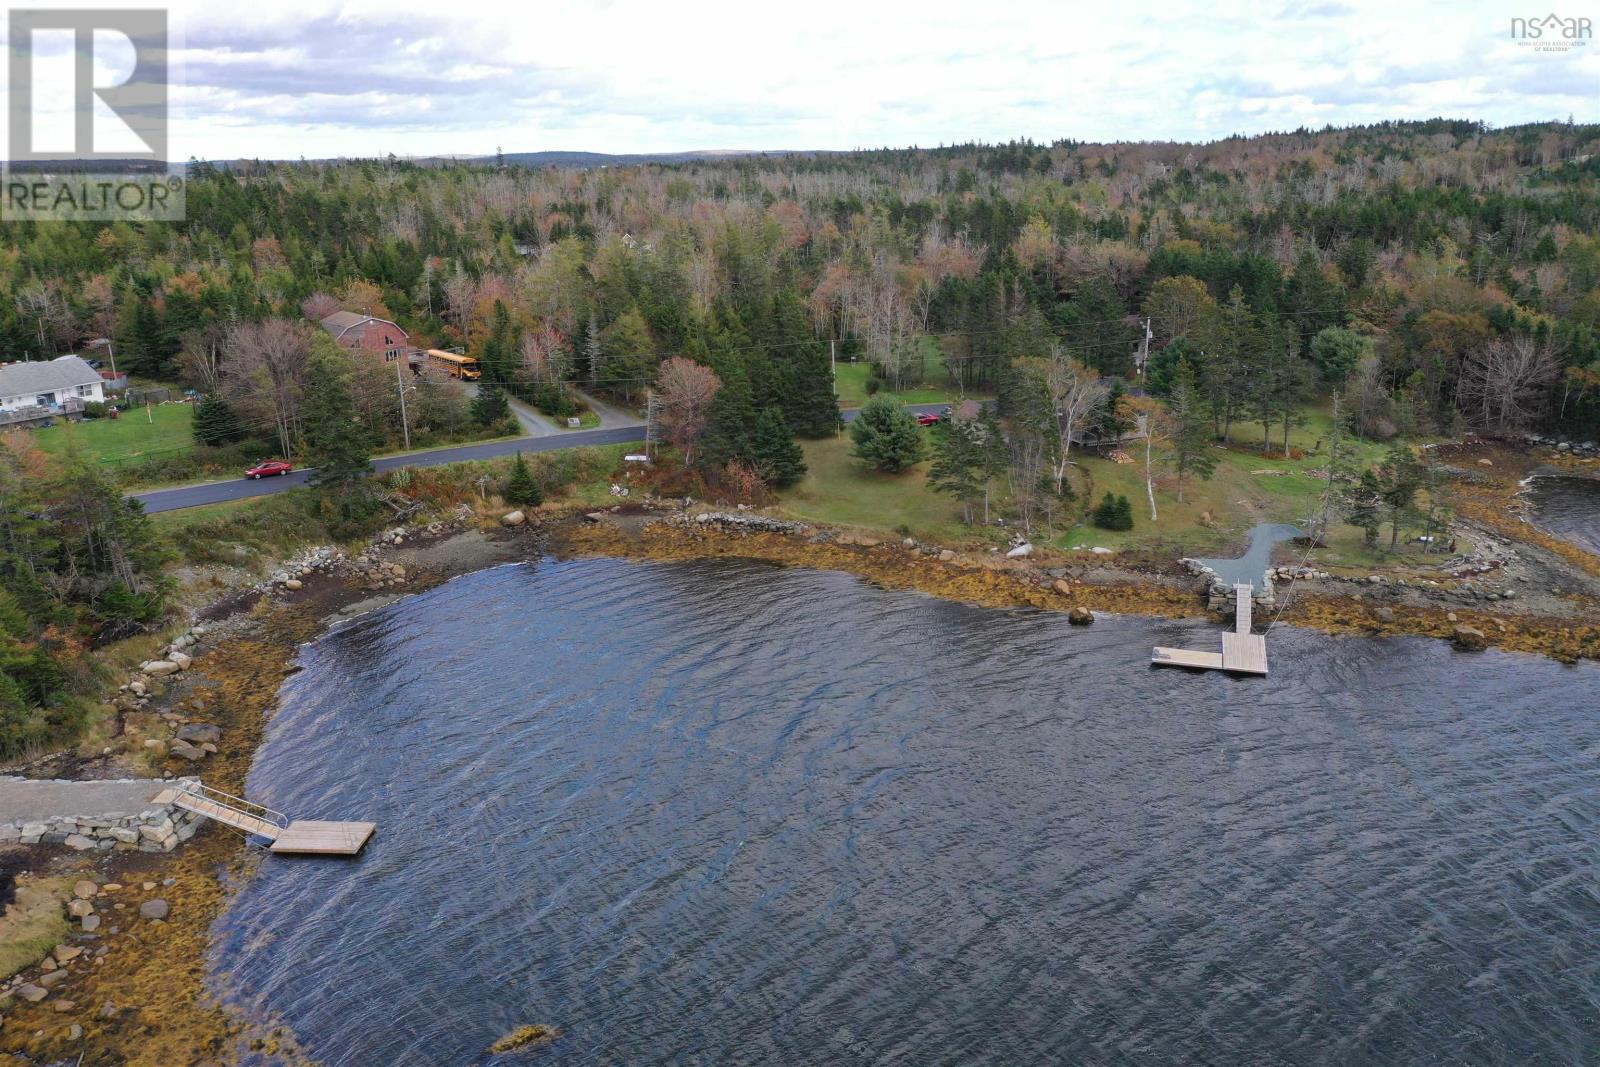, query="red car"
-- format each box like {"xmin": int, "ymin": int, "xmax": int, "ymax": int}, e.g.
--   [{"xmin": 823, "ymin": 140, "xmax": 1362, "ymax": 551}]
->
[
  {"xmin": 244, "ymin": 460, "xmax": 293, "ymax": 480},
  {"xmin": 916, "ymin": 412, "xmax": 941, "ymax": 426}
]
